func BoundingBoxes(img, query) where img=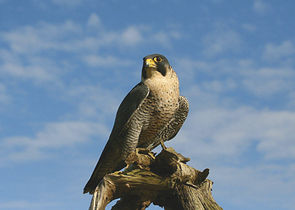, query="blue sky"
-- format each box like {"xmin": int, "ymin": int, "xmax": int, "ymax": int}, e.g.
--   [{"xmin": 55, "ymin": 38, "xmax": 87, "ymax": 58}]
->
[{"xmin": 0, "ymin": 0, "xmax": 295, "ymax": 209}]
